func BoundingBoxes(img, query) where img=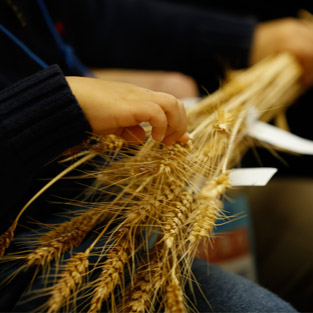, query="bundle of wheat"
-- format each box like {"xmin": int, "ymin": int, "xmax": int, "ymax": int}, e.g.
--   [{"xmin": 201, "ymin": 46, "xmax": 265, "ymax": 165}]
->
[{"xmin": 0, "ymin": 52, "xmax": 304, "ymax": 312}]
